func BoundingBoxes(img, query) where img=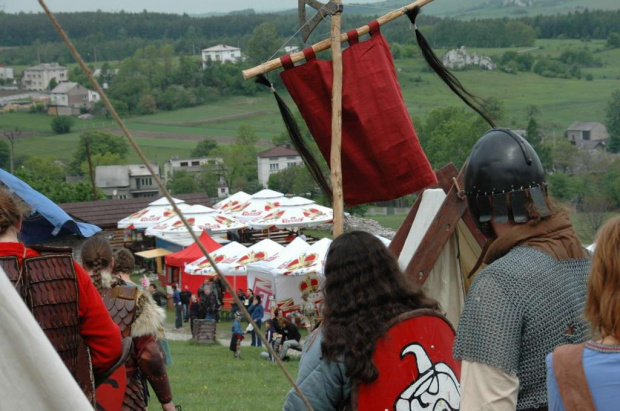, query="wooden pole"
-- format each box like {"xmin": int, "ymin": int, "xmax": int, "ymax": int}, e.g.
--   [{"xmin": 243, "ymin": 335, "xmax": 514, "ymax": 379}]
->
[
  {"xmin": 242, "ymin": 0, "xmax": 436, "ymax": 79},
  {"xmin": 330, "ymin": 1, "xmax": 344, "ymax": 238},
  {"xmin": 84, "ymin": 136, "xmax": 99, "ymax": 200}
]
